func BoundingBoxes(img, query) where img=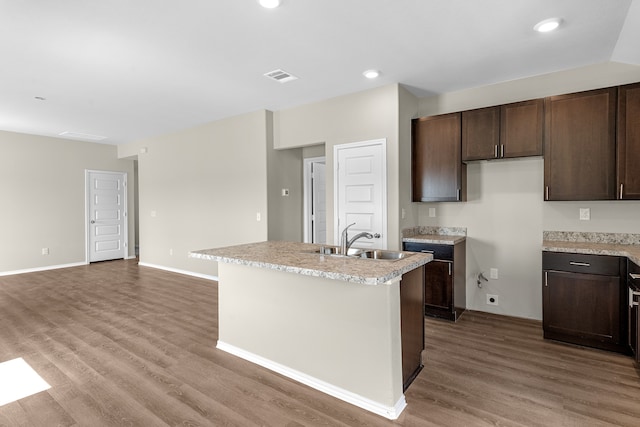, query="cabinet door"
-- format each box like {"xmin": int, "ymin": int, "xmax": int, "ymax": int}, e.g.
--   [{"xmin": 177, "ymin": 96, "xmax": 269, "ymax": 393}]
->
[
  {"xmin": 462, "ymin": 106, "xmax": 500, "ymax": 161},
  {"xmin": 412, "ymin": 114, "xmax": 466, "ymax": 202},
  {"xmin": 501, "ymin": 99, "xmax": 543, "ymax": 158},
  {"xmin": 617, "ymin": 83, "xmax": 640, "ymax": 200},
  {"xmin": 544, "ymin": 88, "xmax": 617, "ymax": 201},
  {"xmin": 543, "ymin": 270, "xmax": 621, "ymax": 347},
  {"xmin": 424, "ymin": 260, "xmax": 453, "ymax": 311}
]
